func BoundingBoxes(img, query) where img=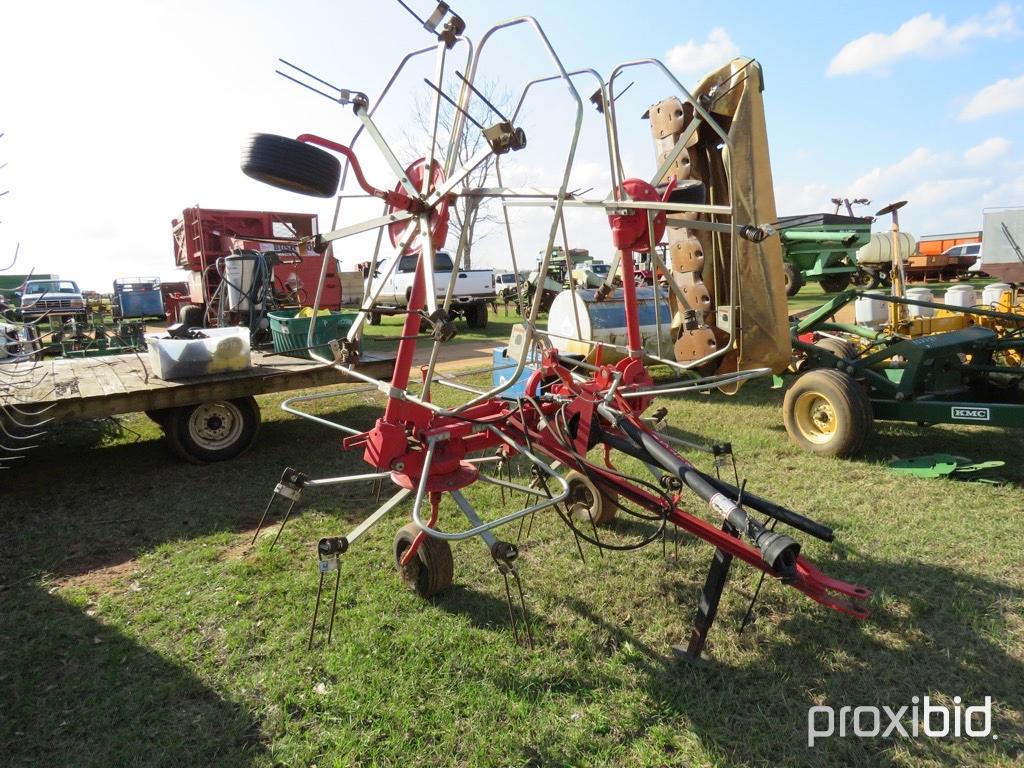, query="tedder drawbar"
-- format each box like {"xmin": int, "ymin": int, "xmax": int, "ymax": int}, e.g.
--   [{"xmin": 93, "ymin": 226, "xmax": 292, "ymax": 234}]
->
[{"xmin": 242, "ymin": 1, "xmax": 870, "ymax": 659}]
